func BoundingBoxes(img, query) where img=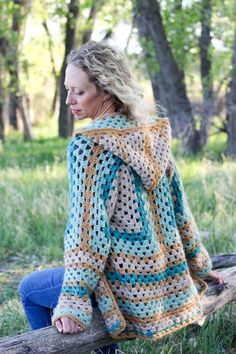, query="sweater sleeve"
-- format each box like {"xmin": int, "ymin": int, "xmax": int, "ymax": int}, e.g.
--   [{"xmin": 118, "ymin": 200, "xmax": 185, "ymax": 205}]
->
[
  {"xmin": 51, "ymin": 136, "xmax": 117, "ymax": 329},
  {"xmin": 167, "ymin": 155, "xmax": 212, "ymax": 279}
]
